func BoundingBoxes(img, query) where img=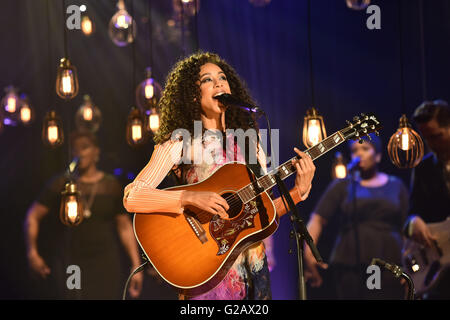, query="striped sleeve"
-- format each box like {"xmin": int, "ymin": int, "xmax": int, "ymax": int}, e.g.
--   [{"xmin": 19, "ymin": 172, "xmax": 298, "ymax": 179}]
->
[
  {"xmin": 257, "ymin": 141, "xmax": 268, "ymax": 175},
  {"xmin": 256, "ymin": 133, "xmax": 268, "ymax": 175},
  {"xmin": 123, "ymin": 139, "xmax": 185, "ymax": 214}
]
